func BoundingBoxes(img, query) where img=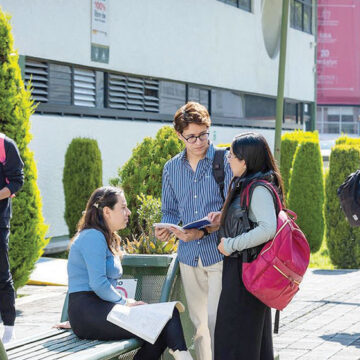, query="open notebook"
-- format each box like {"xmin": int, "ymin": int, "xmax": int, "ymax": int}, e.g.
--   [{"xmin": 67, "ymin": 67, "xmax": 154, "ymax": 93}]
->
[{"xmin": 107, "ymin": 301, "xmax": 185, "ymax": 344}]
